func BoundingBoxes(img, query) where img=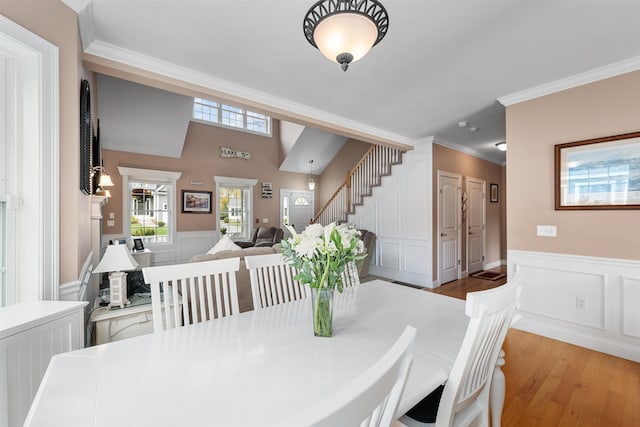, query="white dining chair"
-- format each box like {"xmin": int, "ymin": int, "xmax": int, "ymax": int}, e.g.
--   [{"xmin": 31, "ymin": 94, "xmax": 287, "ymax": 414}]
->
[
  {"xmin": 143, "ymin": 257, "xmax": 241, "ymax": 333},
  {"xmin": 341, "ymin": 261, "xmax": 361, "ymax": 288},
  {"xmin": 397, "ymin": 280, "xmax": 521, "ymax": 427},
  {"xmin": 245, "ymin": 253, "xmax": 310, "ymax": 309},
  {"xmin": 278, "ymin": 325, "xmax": 417, "ymax": 427}
]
